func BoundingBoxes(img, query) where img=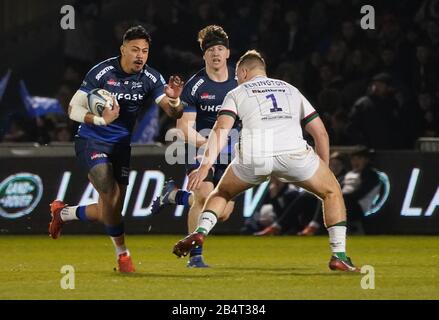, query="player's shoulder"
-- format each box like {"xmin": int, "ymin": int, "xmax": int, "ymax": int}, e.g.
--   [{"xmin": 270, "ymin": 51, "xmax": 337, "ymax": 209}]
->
[
  {"xmin": 186, "ymin": 68, "xmax": 208, "ymax": 84},
  {"xmin": 269, "ymin": 77, "xmax": 301, "ymax": 95},
  {"xmin": 183, "ymin": 68, "xmax": 208, "ymax": 96},
  {"xmin": 142, "ymin": 65, "xmax": 166, "ymax": 85},
  {"xmin": 269, "ymin": 76, "xmax": 296, "ymax": 89},
  {"xmin": 86, "ymin": 56, "xmax": 119, "ymax": 79},
  {"xmin": 227, "ymin": 84, "xmax": 243, "ymax": 96}
]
